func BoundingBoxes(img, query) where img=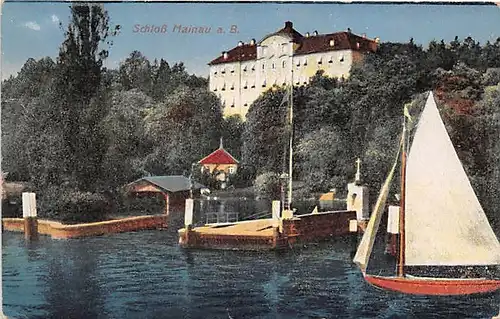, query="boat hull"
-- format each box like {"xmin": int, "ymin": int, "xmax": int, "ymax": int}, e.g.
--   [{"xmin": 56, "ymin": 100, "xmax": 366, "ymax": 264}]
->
[{"xmin": 364, "ymin": 274, "xmax": 500, "ymax": 296}]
